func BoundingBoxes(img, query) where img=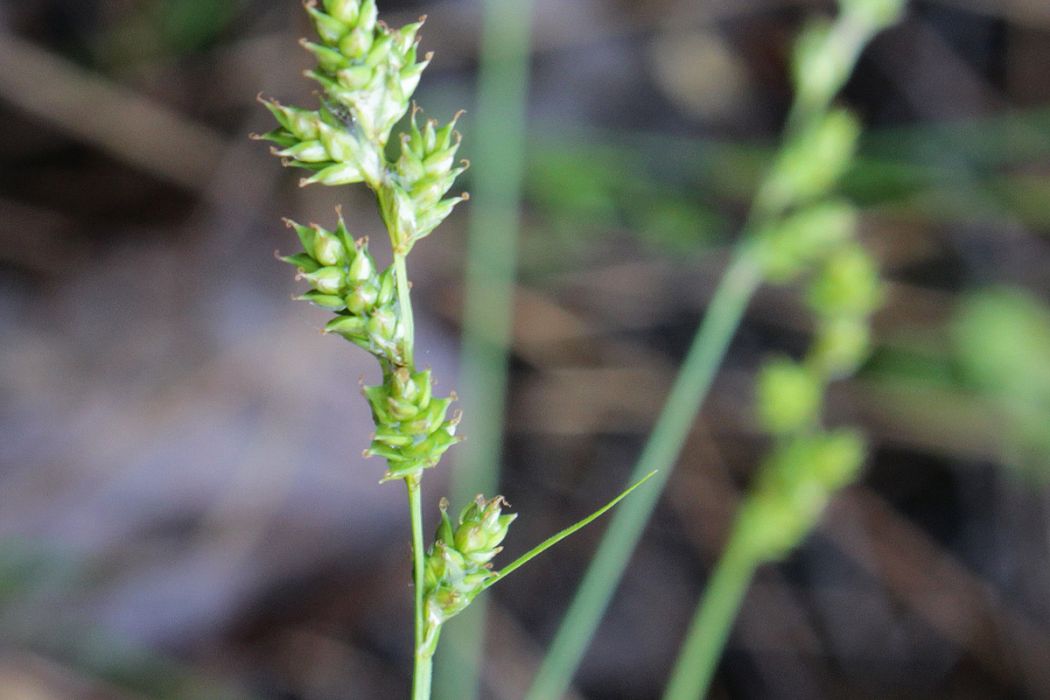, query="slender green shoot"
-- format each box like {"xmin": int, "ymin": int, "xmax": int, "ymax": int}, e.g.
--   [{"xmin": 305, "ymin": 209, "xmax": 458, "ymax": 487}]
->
[
  {"xmin": 407, "ymin": 477, "xmax": 431, "ymax": 700},
  {"xmin": 662, "ymin": 532, "xmax": 757, "ymax": 700},
  {"xmin": 434, "ymin": 0, "xmax": 535, "ymax": 696},
  {"xmin": 525, "ymin": 245, "xmax": 763, "ymax": 700}
]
